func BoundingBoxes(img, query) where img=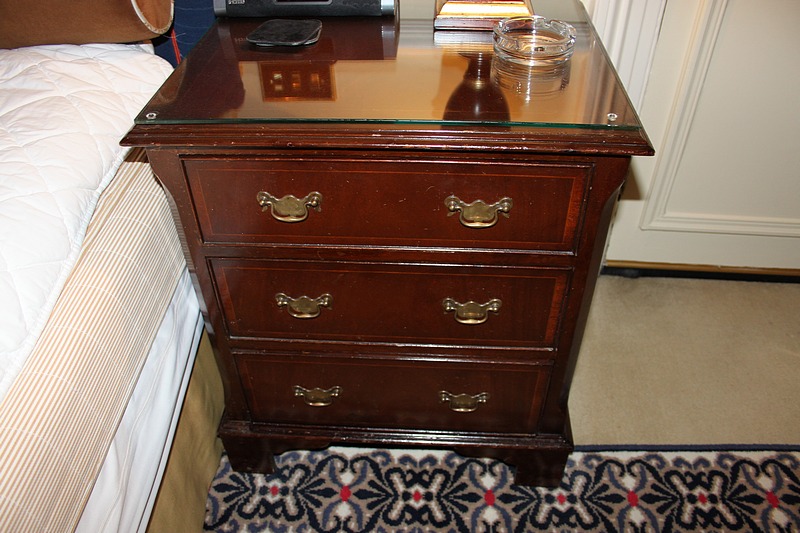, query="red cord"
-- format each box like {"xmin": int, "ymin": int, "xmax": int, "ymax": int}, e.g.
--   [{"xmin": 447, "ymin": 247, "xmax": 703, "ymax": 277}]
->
[{"xmin": 170, "ymin": 28, "xmax": 182, "ymax": 65}]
